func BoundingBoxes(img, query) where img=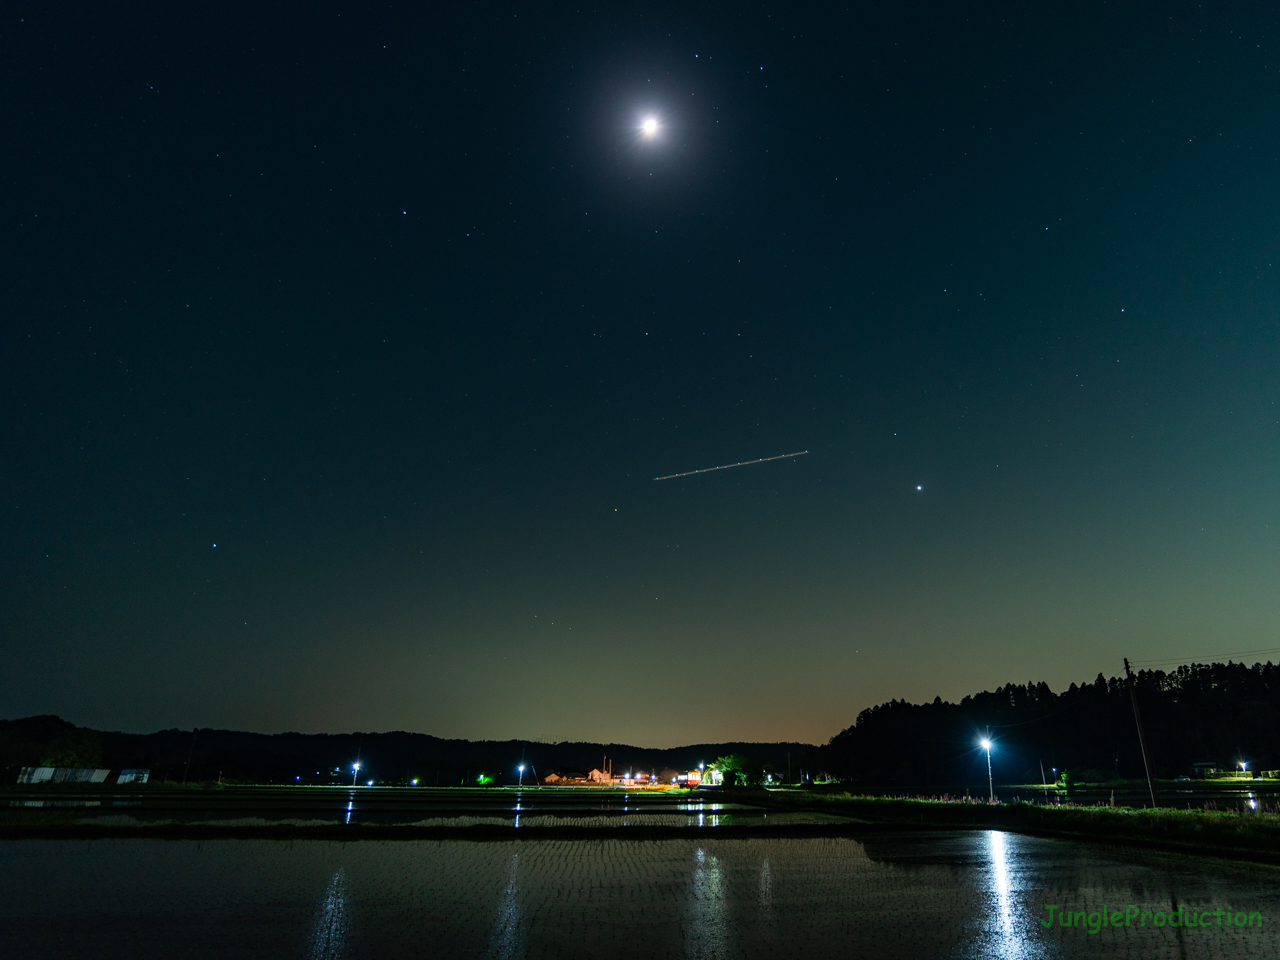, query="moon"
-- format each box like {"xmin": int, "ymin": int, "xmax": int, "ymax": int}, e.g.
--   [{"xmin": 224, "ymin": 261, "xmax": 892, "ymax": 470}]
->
[{"xmin": 640, "ymin": 117, "xmax": 659, "ymax": 137}]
